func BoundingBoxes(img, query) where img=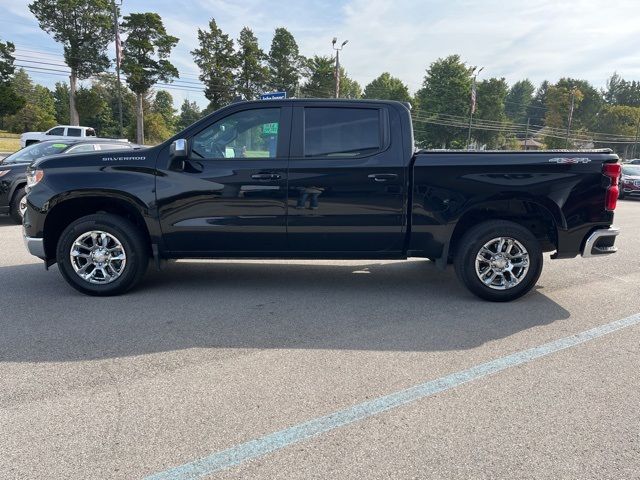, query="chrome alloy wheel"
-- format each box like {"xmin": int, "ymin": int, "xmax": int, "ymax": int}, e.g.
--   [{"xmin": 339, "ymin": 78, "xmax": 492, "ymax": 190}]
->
[
  {"xmin": 69, "ymin": 230, "xmax": 127, "ymax": 284},
  {"xmin": 18, "ymin": 196, "xmax": 27, "ymax": 219},
  {"xmin": 474, "ymin": 237, "xmax": 530, "ymax": 290}
]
